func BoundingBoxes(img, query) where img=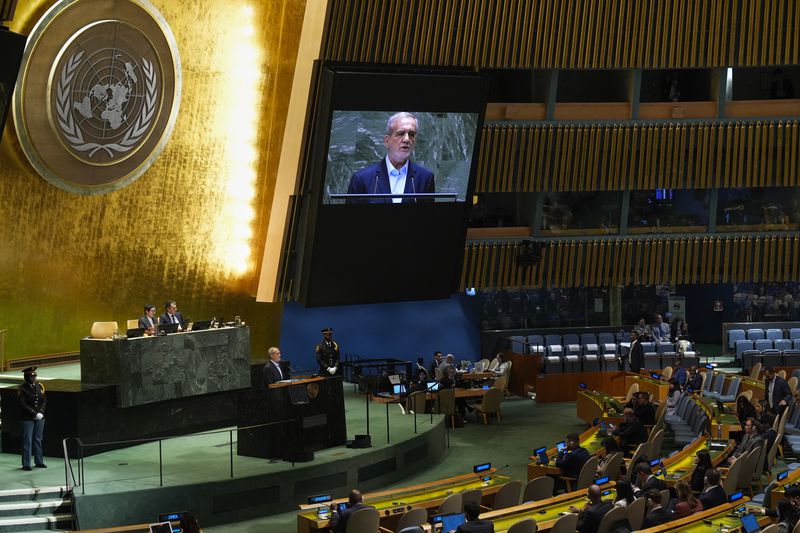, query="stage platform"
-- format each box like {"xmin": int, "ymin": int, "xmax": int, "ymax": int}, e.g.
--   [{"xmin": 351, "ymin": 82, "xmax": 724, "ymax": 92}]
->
[{"xmin": 0, "ymin": 364, "xmax": 447, "ymax": 529}]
